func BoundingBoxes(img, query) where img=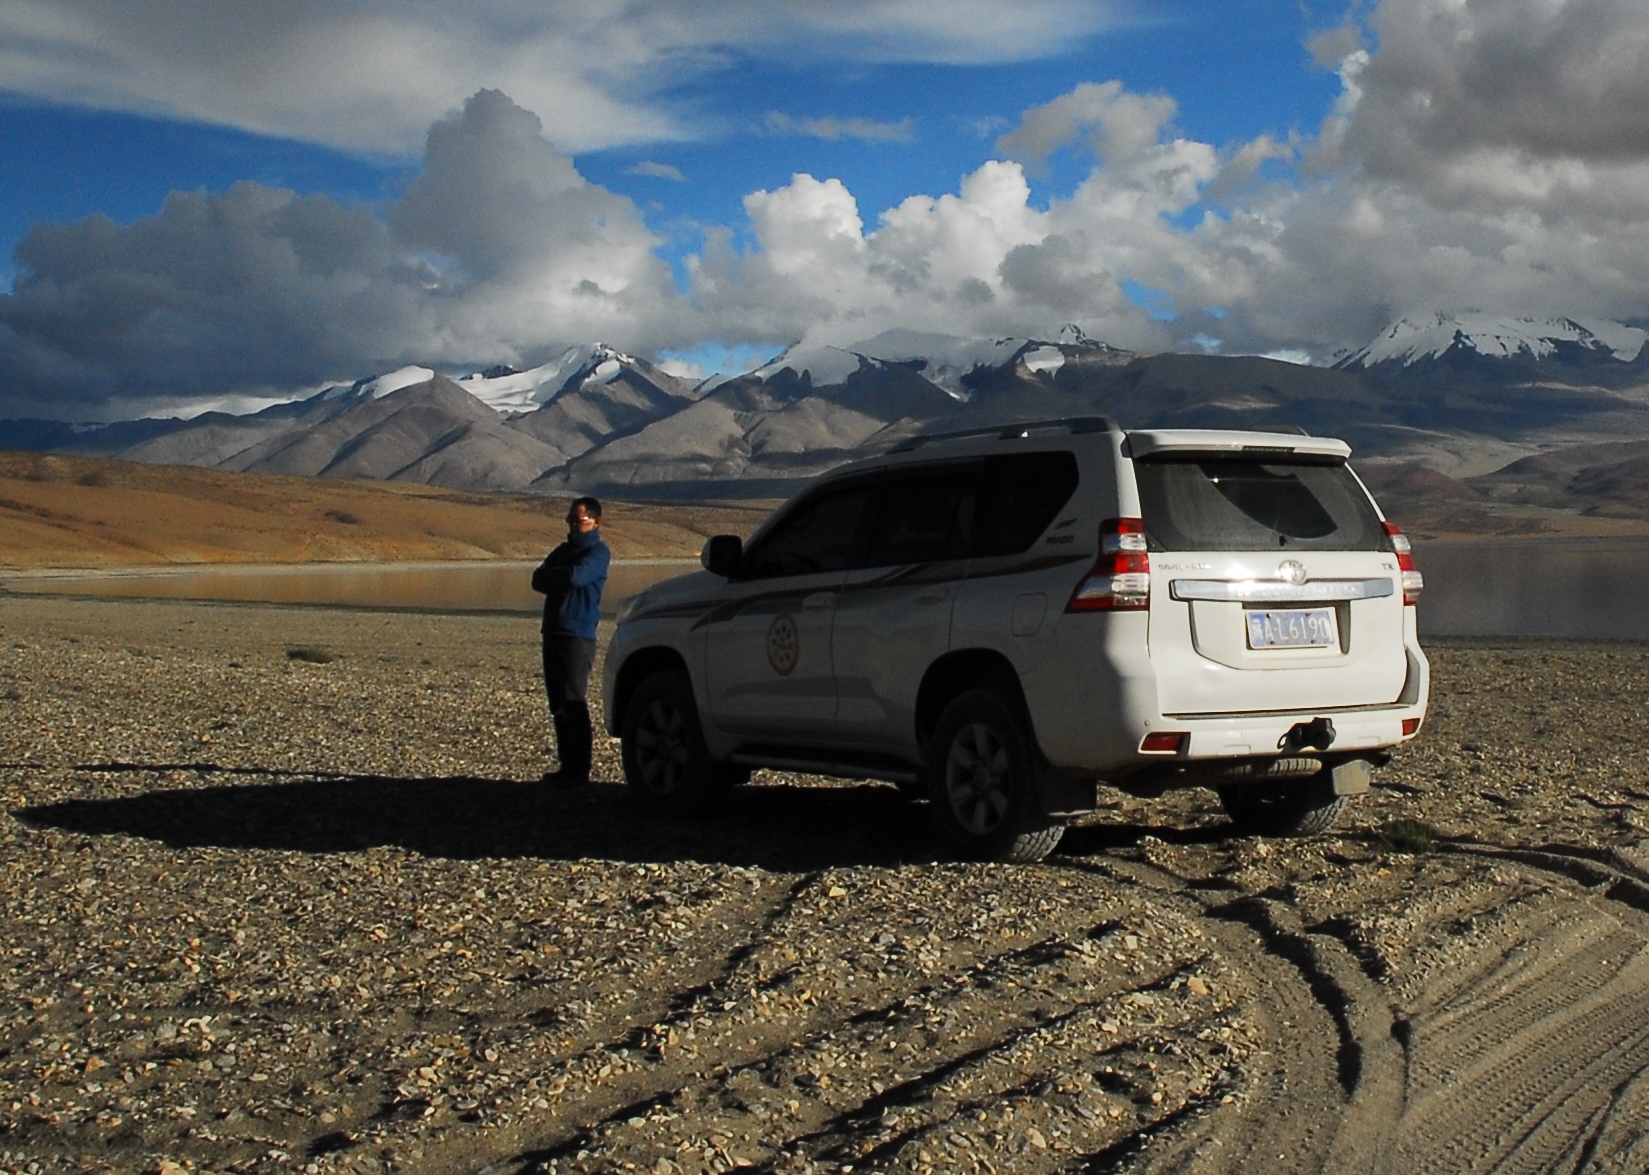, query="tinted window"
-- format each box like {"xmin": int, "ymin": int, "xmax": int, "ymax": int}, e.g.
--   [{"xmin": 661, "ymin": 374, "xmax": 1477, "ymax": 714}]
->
[
  {"xmin": 744, "ymin": 485, "xmax": 875, "ymax": 578},
  {"xmin": 1135, "ymin": 456, "xmax": 1383, "ymax": 551},
  {"xmin": 864, "ymin": 471, "xmax": 975, "ymax": 567},
  {"xmin": 972, "ymin": 451, "xmax": 1081, "ymax": 557}
]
